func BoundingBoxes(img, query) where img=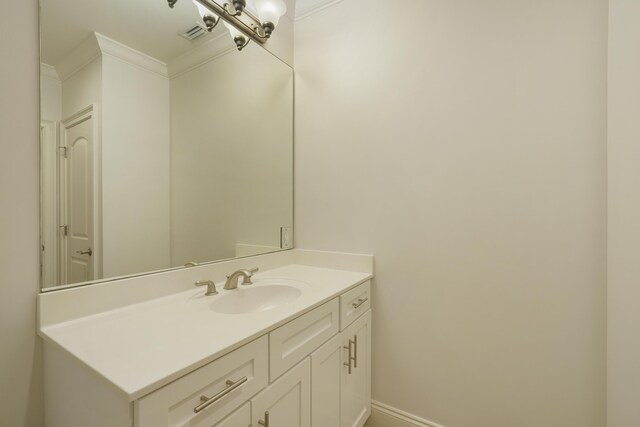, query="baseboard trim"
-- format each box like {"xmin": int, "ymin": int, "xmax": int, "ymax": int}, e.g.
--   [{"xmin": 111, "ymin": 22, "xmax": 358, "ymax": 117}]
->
[{"xmin": 370, "ymin": 401, "xmax": 445, "ymax": 427}]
